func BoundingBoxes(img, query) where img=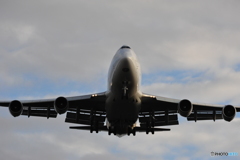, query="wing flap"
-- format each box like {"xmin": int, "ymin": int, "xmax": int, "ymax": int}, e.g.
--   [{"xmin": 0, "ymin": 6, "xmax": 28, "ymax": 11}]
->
[
  {"xmin": 140, "ymin": 94, "xmax": 179, "ymax": 127},
  {"xmin": 63, "ymin": 93, "xmax": 107, "ymax": 130},
  {"xmin": 139, "ymin": 114, "xmax": 178, "ymax": 123},
  {"xmin": 135, "ymin": 127, "xmax": 171, "ymax": 132},
  {"xmin": 140, "ymin": 121, "xmax": 179, "ymax": 128},
  {"xmin": 66, "ymin": 118, "xmax": 105, "ymax": 127},
  {"xmin": 22, "ymin": 109, "xmax": 57, "ymax": 118},
  {"xmin": 187, "ymin": 110, "xmax": 223, "ymax": 121},
  {"xmin": 69, "ymin": 126, "xmax": 108, "ymax": 131},
  {"xmin": 66, "ymin": 112, "xmax": 106, "ymax": 122},
  {"xmin": 141, "ymin": 93, "xmax": 240, "ymax": 124}
]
